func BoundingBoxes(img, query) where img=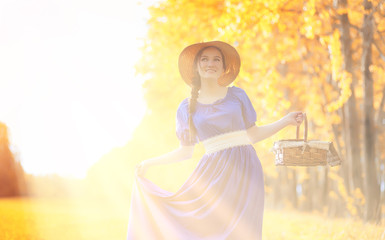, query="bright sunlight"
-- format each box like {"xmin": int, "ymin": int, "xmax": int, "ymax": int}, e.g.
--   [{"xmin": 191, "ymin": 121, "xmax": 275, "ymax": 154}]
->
[
  {"xmin": 1, "ymin": 0, "xmax": 384, "ymax": 239},
  {"xmin": 0, "ymin": 0, "xmax": 149, "ymax": 178}
]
